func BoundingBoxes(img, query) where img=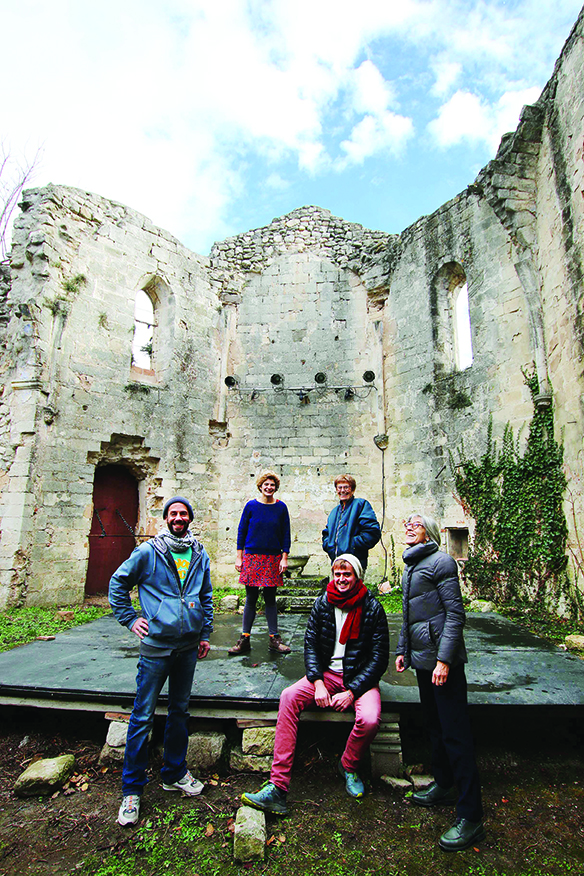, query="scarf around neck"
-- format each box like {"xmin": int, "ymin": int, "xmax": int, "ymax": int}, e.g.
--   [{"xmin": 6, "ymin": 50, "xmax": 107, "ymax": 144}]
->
[
  {"xmin": 326, "ymin": 580, "xmax": 368, "ymax": 644},
  {"xmin": 154, "ymin": 527, "xmax": 201, "ymax": 557}
]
